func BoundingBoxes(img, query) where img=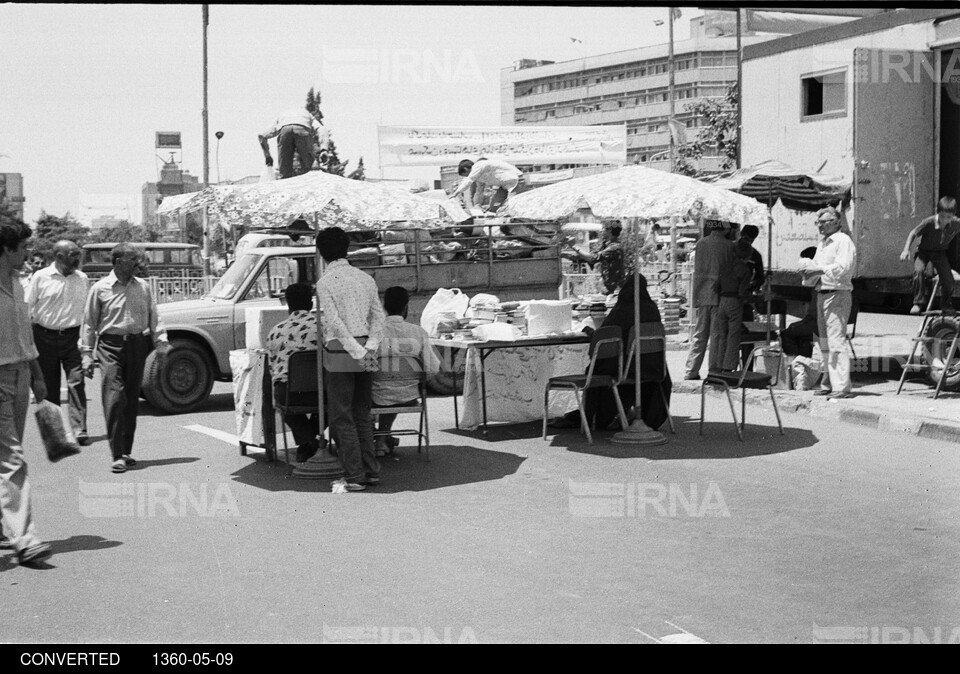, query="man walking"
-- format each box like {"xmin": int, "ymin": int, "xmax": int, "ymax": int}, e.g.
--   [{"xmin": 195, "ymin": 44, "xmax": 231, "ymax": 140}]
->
[
  {"xmin": 685, "ymin": 220, "xmax": 736, "ymax": 380},
  {"xmin": 900, "ymin": 196, "xmax": 960, "ymax": 315},
  {"xmin": 799, "ymin": 207, "xmax": 857, "ymax": 399},
  {"xmin": 315, "ymin": 227, "xmax": 385, "ymax": 491},
  {"xmin": 81, "ymin": 244, "xmax": 169, "ymax": 473},
  {"xmin": 26, "ymin": 240, "xmax": 90, "ymax": 445},
  {"xmin": 0, "ymin": 216, "xmax": 53, "ymax": 565}
]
